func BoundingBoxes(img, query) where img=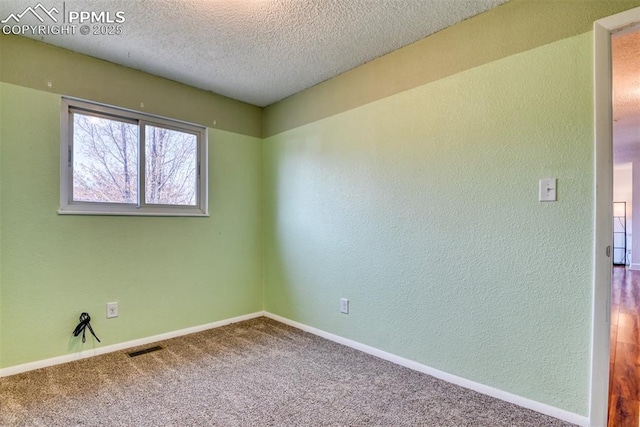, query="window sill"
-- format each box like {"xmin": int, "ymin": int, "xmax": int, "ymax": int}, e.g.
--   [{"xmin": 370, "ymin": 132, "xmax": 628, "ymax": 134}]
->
[{"xmin": 57, "ymin": 209, "xmax": 209, "ymax": 217}]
